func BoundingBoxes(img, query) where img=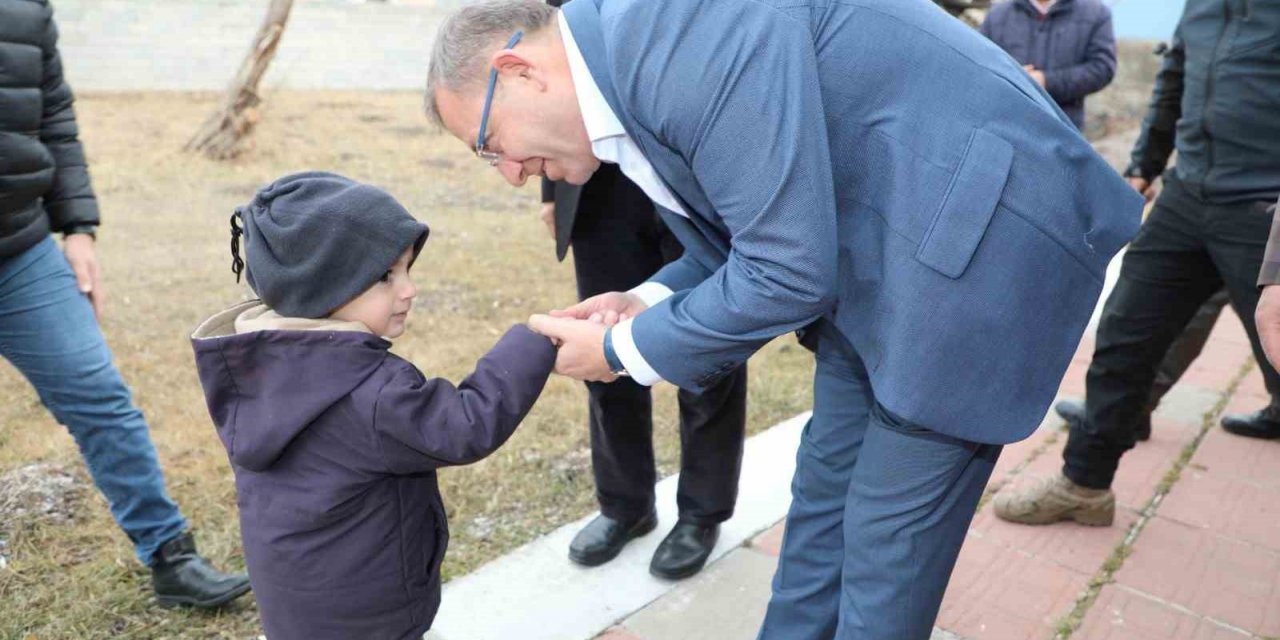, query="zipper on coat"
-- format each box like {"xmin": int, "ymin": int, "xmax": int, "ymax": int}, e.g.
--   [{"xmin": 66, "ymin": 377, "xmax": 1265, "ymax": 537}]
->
[{"xmin": 1201, "ymin": 0, "xmax": 1233, "ymax": 194}]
